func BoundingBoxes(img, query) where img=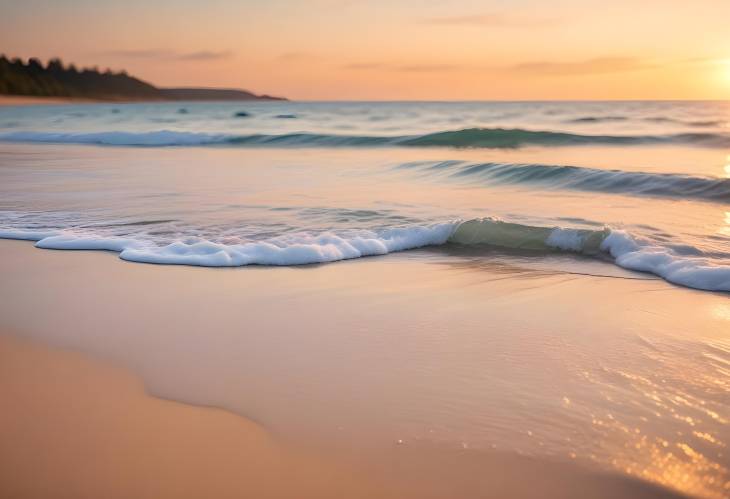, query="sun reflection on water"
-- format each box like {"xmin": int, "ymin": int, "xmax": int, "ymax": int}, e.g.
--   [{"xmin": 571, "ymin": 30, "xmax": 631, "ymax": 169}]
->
[
  {"xmin": 581, "ymin": 344, "xmax": 730, "ymax": 498},
  {"xmin": 720, "ymin": 212, "xmax": 730, "ymax": 237}
]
